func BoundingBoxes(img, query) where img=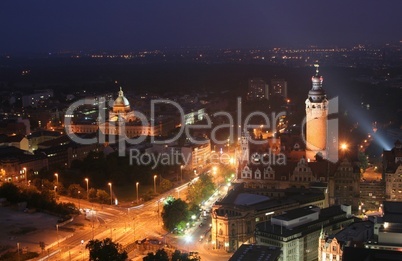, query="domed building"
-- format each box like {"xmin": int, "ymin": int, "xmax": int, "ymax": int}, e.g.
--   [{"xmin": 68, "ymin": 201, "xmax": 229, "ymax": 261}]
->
[{"xmin": 109, "ymin": 87, "xmax": 136, "ymax": 122}]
